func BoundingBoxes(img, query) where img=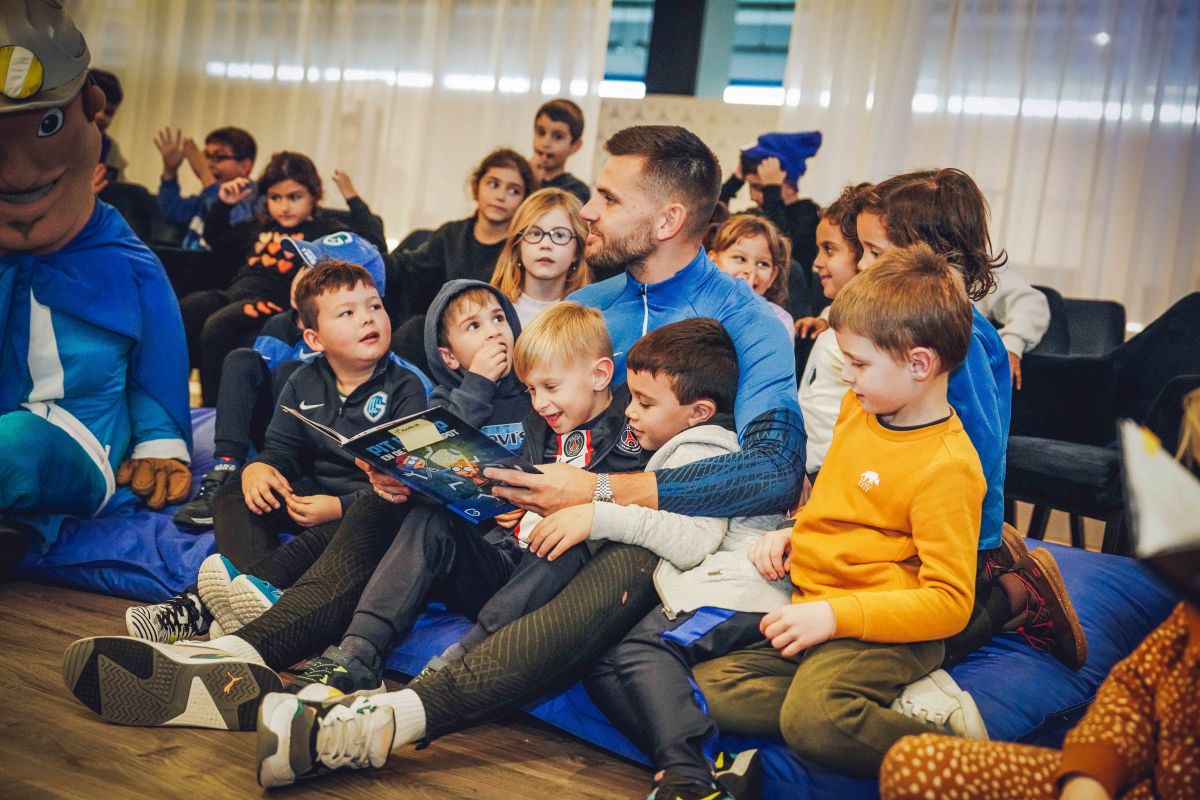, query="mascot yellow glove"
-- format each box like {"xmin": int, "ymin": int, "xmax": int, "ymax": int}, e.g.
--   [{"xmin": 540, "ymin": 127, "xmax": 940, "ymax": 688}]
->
[{"xmin": 117, "ymin": 458, "xmax": 192, "ymax": 510}]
